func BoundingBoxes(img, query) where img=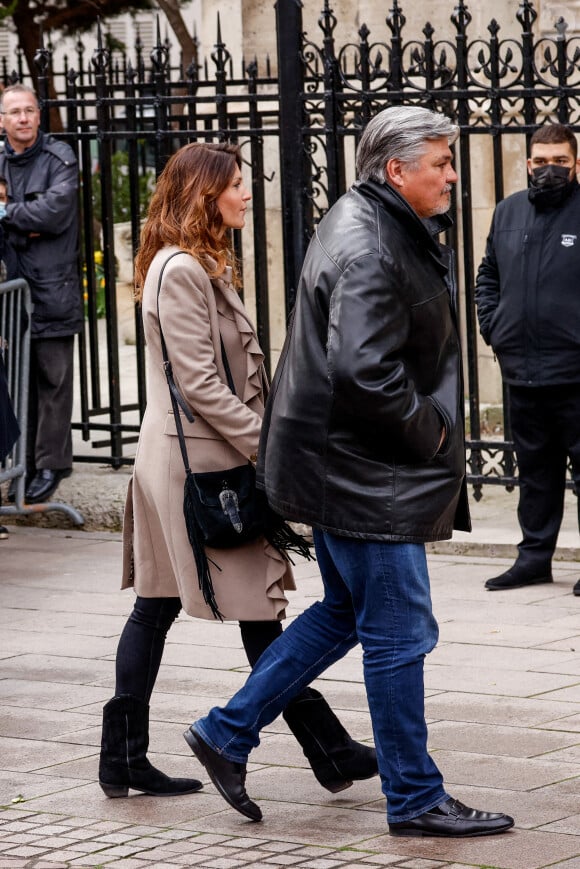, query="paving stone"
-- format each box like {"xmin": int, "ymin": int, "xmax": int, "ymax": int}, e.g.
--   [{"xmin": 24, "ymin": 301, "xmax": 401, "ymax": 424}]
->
[
  {"xmin": 355, "ymin": 857, "xmax": 403, "ymax": 865},
  {"xmin": 26, "ymin": 835, "xmax": 78, "ymax": 848},
  {"xmin": 86, "ymin": 857, "xmax": 146, "ymax": 869},
  {"xmin": 0, "ymin": 772, "xmax": 93, "ymax": 805},
  {"xmin": 425, "ymin": 691, "xmax": 580, "ymax": 727},
  {"xmin": 544, "ymin": 859, "xmax": 580, "ymax": 868},
  {"xmin": 0, "ymin": 833, "xmax": 43, "ymax": 844},
  {"xmin": 367, "ymin": 828, "xmax": 580, "ymax": 869},
  {"xmin": 195, "ymin": 858, "xmax": 247, "ymax": 868},
  {"xmin": 191, "ymin": 803, "xmax": 388, "ymax": 846},
  {"xmin": 293, "ymin": 859, "xmax": 347, "ymax": 868},
  {"xmin": 0, "ymin": 679, "xmax": 112, "ymax": 712},
  {"xmin": 66, "ymin": 858, "xmax": 119, "ymax": 867},
  {"xmin": 425, "ymin": 663, "xmax": 577, "ymax": 697},
  {"xmin": 27, "ymin": 863, "xmax": 70, "ymax": 868},
  {"xmin": 427, "ymin": 718, "xmax": 579, "ymax": 757},
  {"xmin": 250, "ymin": 855, "xmax": 303, "ymax": 866},
  {"xmin": 396, "ymin": 860, "xmax": 447, "ymax": 868},
  {"xmin": 66, "ymin": 839, "xmax": 119, "ymax": 853},
  {"xmin": 541, "ymin": 712, "xmax": 580, "ymax": 732},
  {"xmin": 0, "ymin": 845, "xmax": 50, "ymax": 856}
]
